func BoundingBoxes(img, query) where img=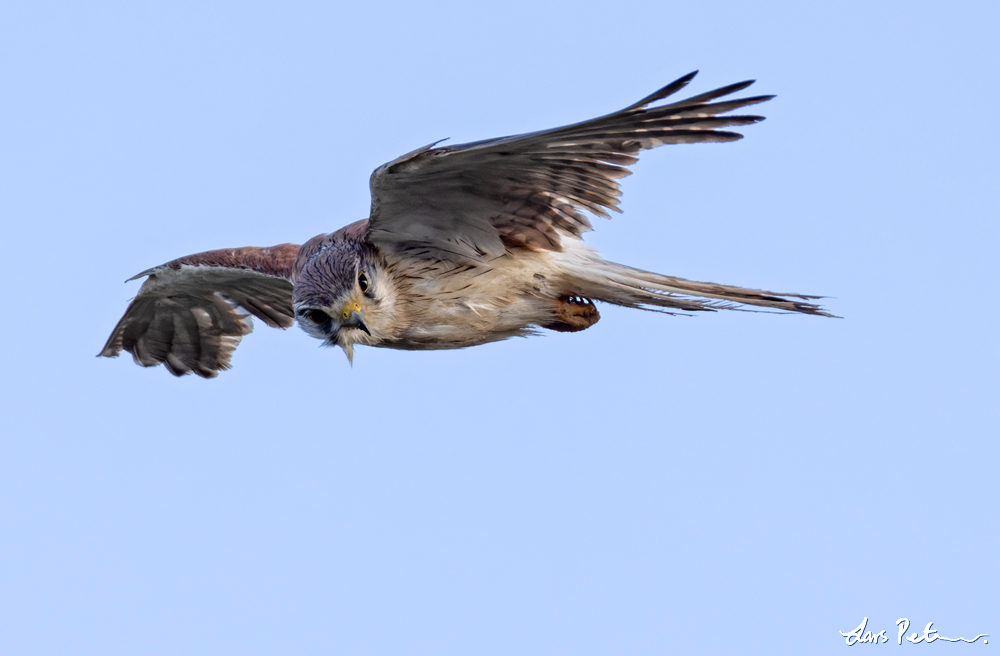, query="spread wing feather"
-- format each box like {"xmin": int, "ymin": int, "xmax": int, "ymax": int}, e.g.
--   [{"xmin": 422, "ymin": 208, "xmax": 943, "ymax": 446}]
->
[
  {"xmin": 98, "ymin": 244, "xmax": 299, "ymax": 378},
  {"xmin": 367, "ymin": 71, "xmax": 773, "ymax": 262}
]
